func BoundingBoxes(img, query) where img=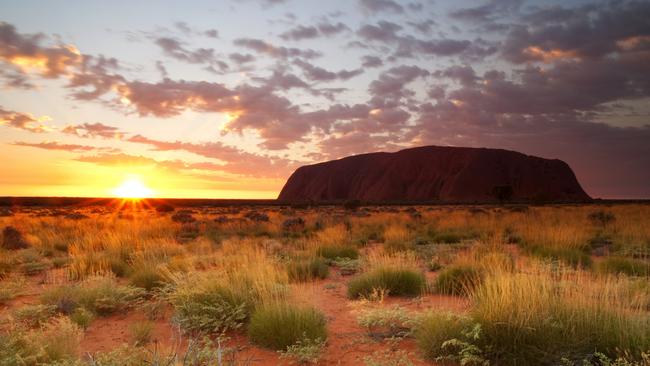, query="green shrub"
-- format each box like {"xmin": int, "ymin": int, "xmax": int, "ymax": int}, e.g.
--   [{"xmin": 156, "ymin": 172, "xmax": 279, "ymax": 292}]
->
[
  {"xmin": 347, "ymin": 267, "xmax": 426, "ymax": 299},
  {"xmin": 597, "ymin": 257, "xmax": 649, "ymax": 277},
  {"xmin": 434, "ymin": 265, "xmax": 483, "ymax": 296},
  {"xmin": 317, "ymin": 245, "xmax": 359, "ymax": 260},
  {"xmin": 248, "ymin": 302, "xmax": 327, "ymax": 351},
  {"xmin": 287, "ymin": 257, "xmax": 329, "ymax": 282}
]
